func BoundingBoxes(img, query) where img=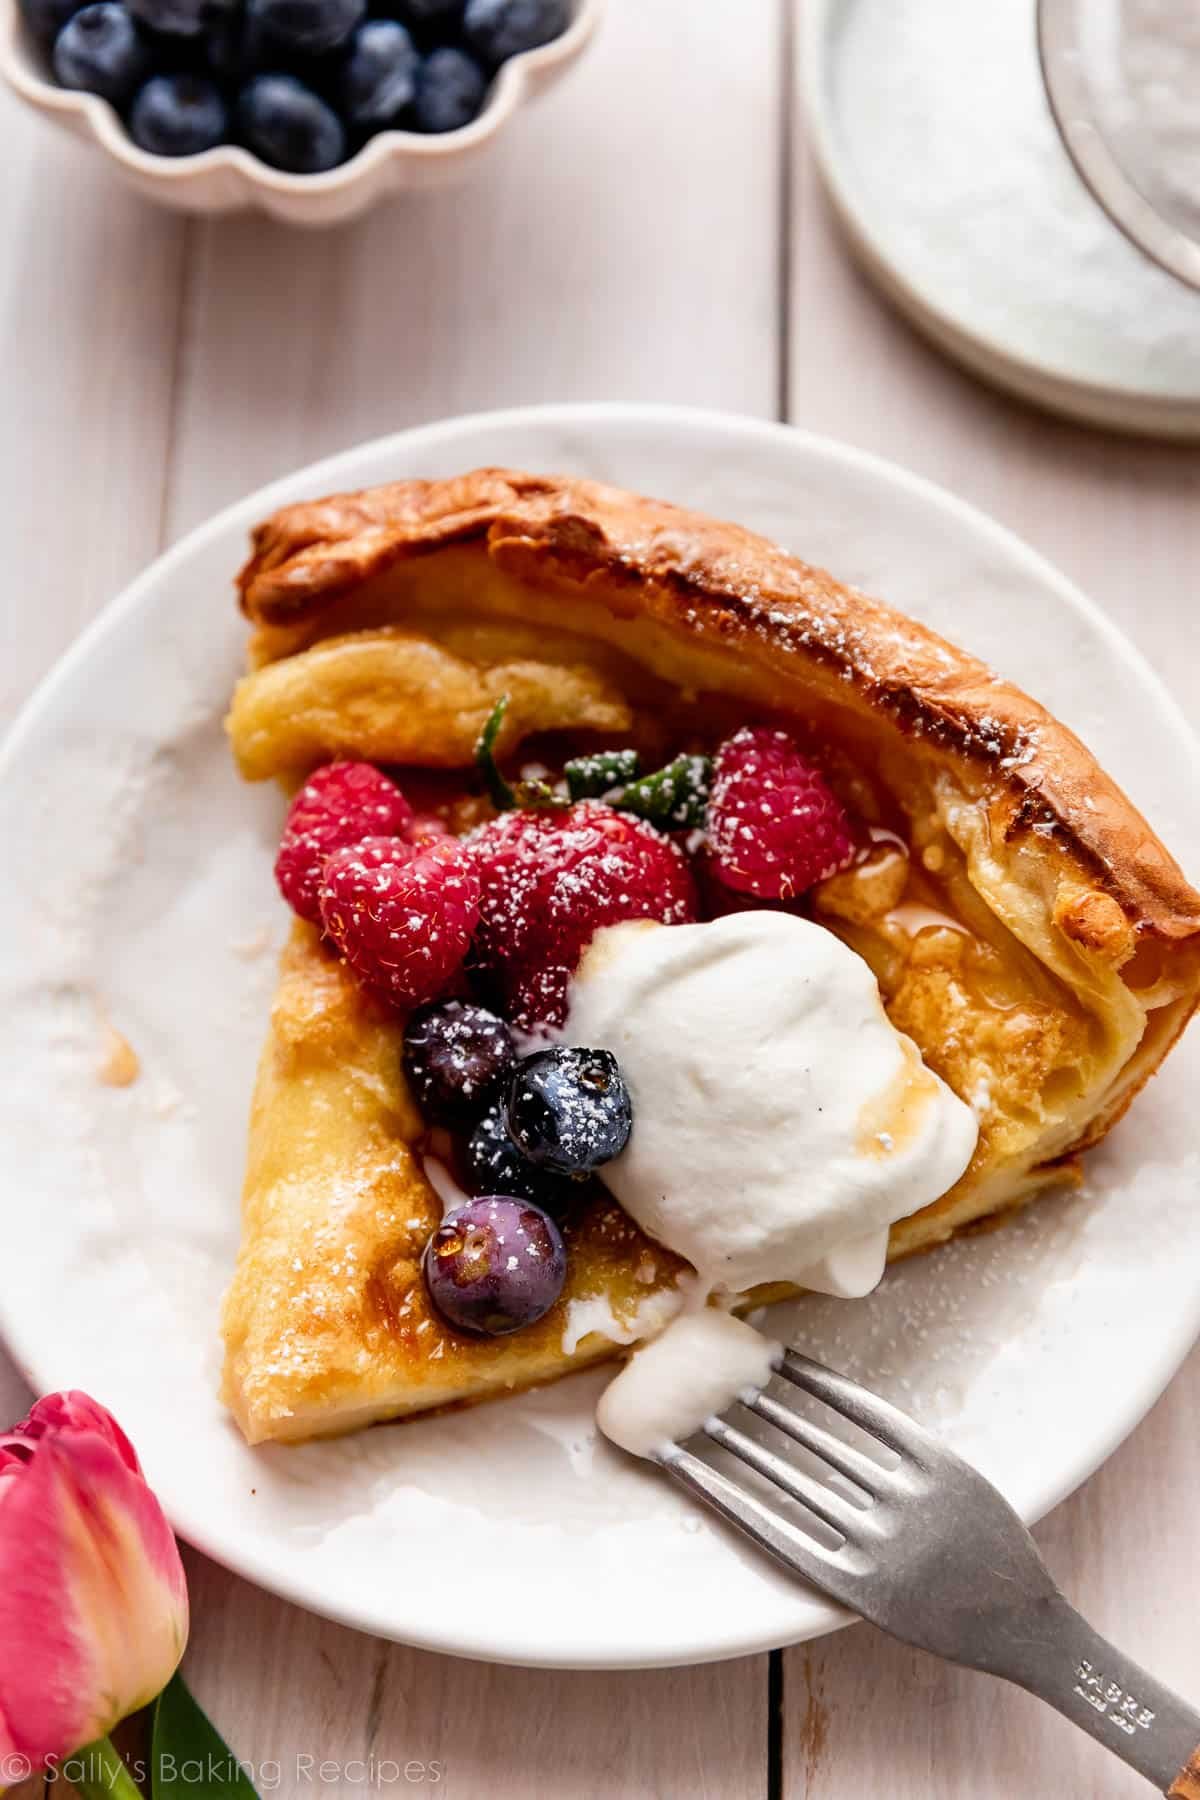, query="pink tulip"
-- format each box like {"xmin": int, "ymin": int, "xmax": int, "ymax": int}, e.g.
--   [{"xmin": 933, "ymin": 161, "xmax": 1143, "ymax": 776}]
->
[{"xmin": 0, "ymin": 1391, "xmax": 188, "ymax": 1776}]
